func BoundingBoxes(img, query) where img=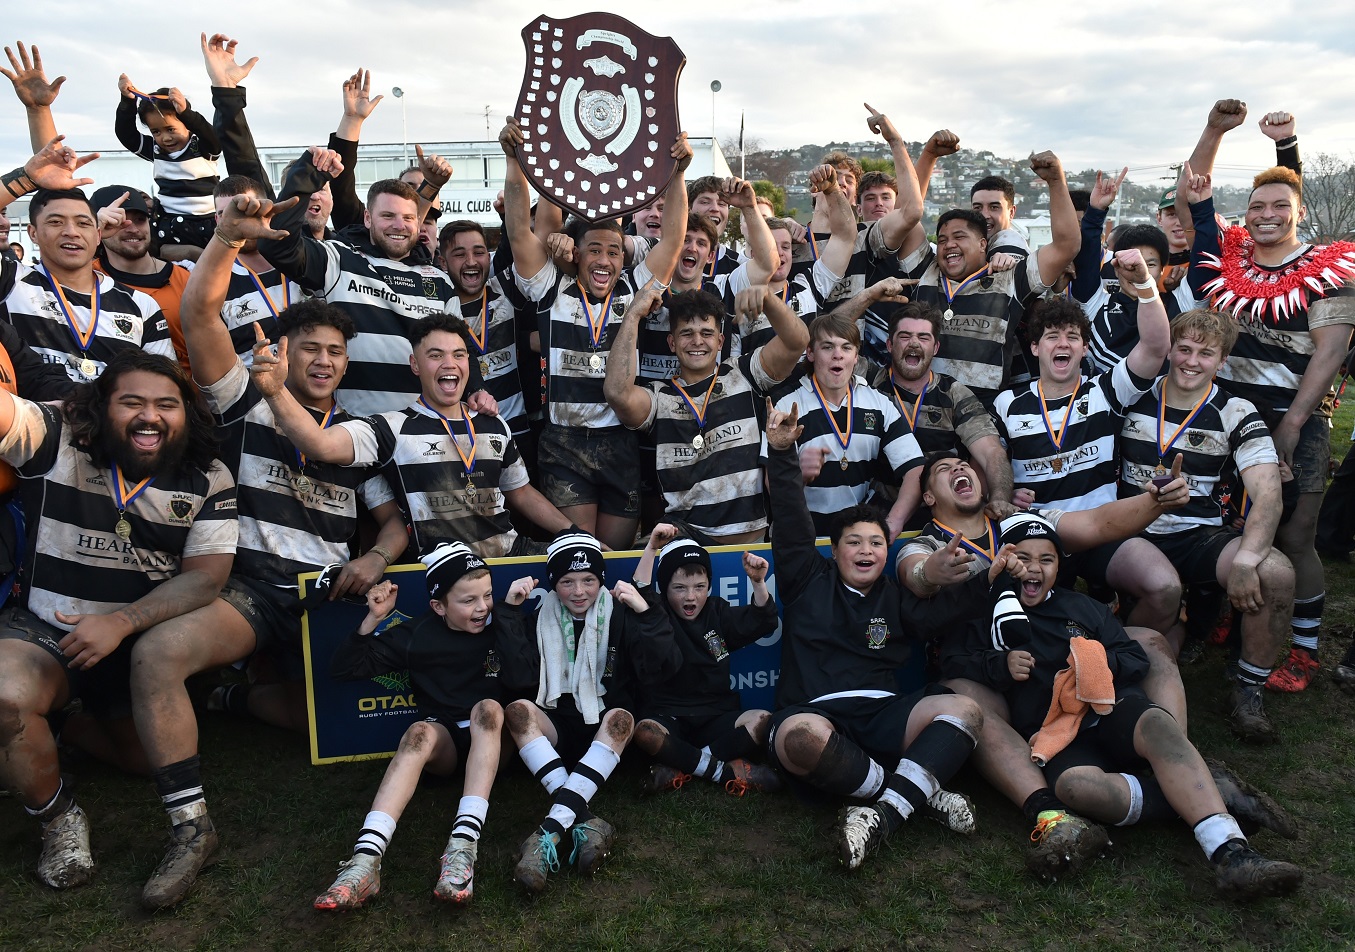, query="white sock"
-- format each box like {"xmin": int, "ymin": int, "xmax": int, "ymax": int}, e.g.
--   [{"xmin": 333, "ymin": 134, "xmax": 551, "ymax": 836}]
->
[{"xmin": 1194, "ymin": 813, "xmax": 1245, "ymax": 860}]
